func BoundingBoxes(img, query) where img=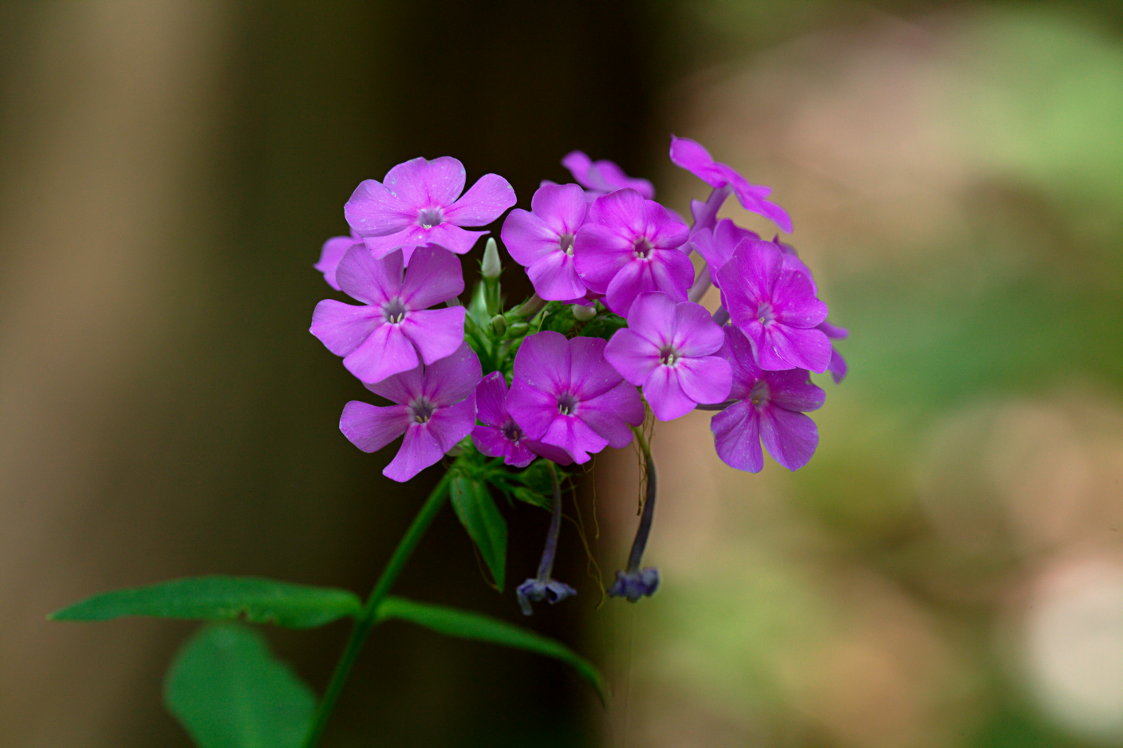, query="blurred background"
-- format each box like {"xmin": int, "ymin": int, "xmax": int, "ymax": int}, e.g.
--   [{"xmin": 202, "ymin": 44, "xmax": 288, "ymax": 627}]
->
[{"xmin": 2, "ymin": 1, "xmax": 1121, "ymax": 746}]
